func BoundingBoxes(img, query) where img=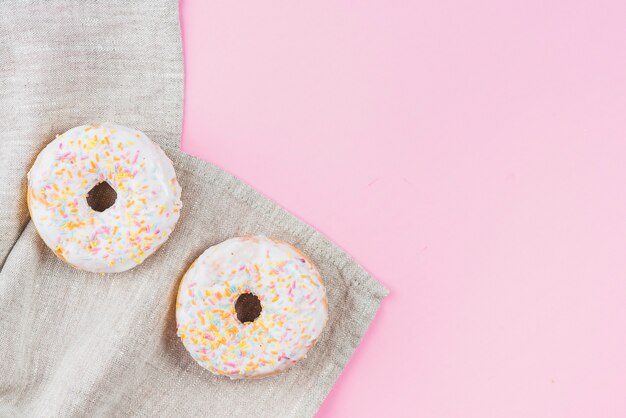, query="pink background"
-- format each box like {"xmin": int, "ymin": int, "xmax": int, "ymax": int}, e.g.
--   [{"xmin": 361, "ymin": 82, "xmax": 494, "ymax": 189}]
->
[{"xmin": 179, "ymin": 1, "xmax": 626, "ymax": 417}]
